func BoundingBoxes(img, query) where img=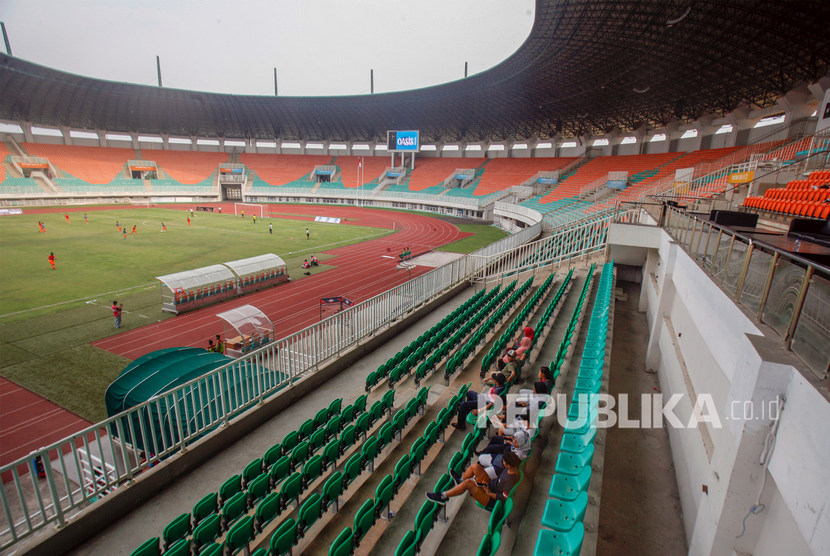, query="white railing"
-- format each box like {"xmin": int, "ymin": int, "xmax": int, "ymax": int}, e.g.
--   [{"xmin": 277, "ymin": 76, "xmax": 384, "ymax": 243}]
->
[
  {"xmin": 0, "ymin": 219, "xmax": 542, "ymax": 551},
  {"xmin": 494, "ymin": 201, "xmax": 544, "ymax": 226}
]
